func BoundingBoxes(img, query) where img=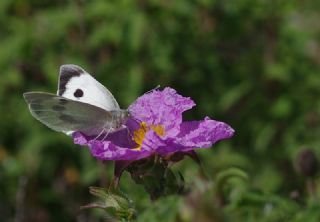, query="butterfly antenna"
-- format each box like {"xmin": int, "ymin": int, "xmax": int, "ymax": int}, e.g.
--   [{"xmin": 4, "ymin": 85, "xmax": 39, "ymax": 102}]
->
[
  {"xmin": 125, "ymin": 126, "xmax": 134, "ymax": 142},
  {"xmin": 144, "ymin": 85, "xmax": 161, "ymax": 94}
]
